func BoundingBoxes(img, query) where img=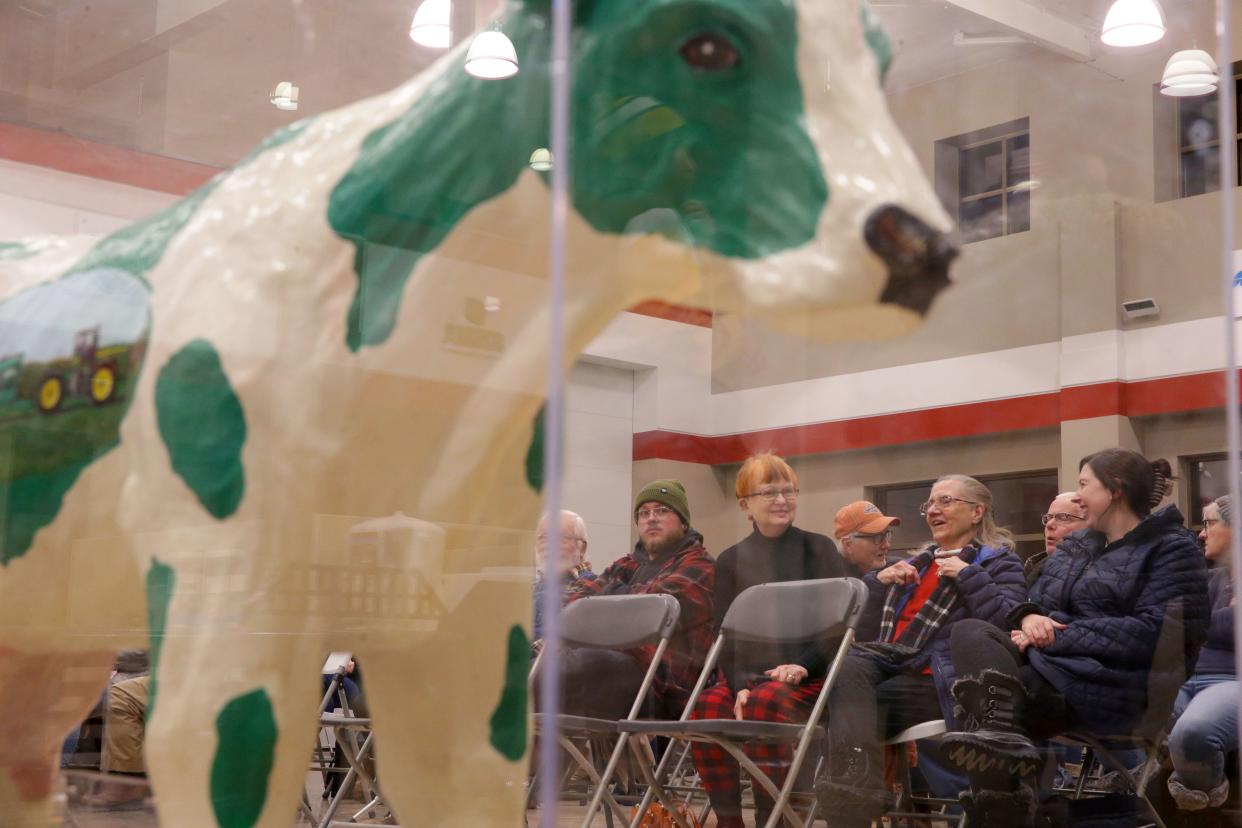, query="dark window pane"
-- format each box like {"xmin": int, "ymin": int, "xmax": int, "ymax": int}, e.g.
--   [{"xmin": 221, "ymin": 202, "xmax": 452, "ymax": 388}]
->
[
  {"xmin": 1181, "ymin": 144, "xmax": 1222, "ymax": 197},
  {"xmin": 875, "ymin": 482, "xmax": 932, "ymax": 552},
  {"xmin": 959, "ymin": 141, "xmax": 1004, "ymax": 197},
  {"xmin": 1007, "ymin": 133, "xmax": 1031, "ymax": 185},
  {"xmin": 1190, "ymin": 457, "xmax": 1230, "ymax": 527},
  {"xmin": 1179, "ymin": 96, "xmax": 1219, "ymax": 149},
  {"xmin": 960, "ymin": 194, "xmax": 1005, "ymax": 242},
  {"xmin": 982, "ymin": 473, "xmax": 1058, "ymax": 536},
  {"xmin": 1008, "ymin": 190, "xmax": 1031, "ymax": 234}
]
